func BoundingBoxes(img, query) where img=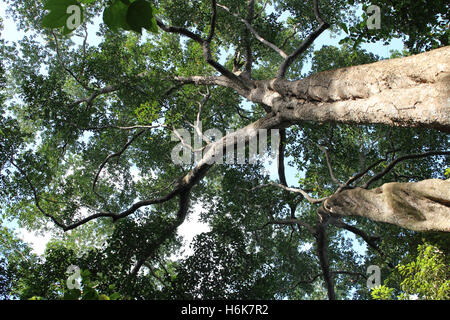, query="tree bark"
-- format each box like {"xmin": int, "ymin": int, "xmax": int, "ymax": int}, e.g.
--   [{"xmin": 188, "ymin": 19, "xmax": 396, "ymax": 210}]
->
[
  {"xmin": 321, "ymin": 179, "xmax": 450, "ymax": 232},
  {"xmin": 243, "ymin": 46, "xmax": 450, "ymax": 132}
]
